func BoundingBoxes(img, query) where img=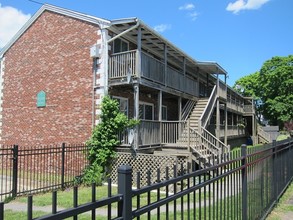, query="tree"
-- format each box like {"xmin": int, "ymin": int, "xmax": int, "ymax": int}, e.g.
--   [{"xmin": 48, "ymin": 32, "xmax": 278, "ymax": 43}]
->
[
  {"xmin": 233, "ymin": 55, "xmax": 293, "ymax": 128},
  {"xmin": 81, "ymin": 96, "xmax": 138, "ymax": 185},
  {"xmin": 233, "ymin": 71, "xmax": 260, "ymax": 98}
]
